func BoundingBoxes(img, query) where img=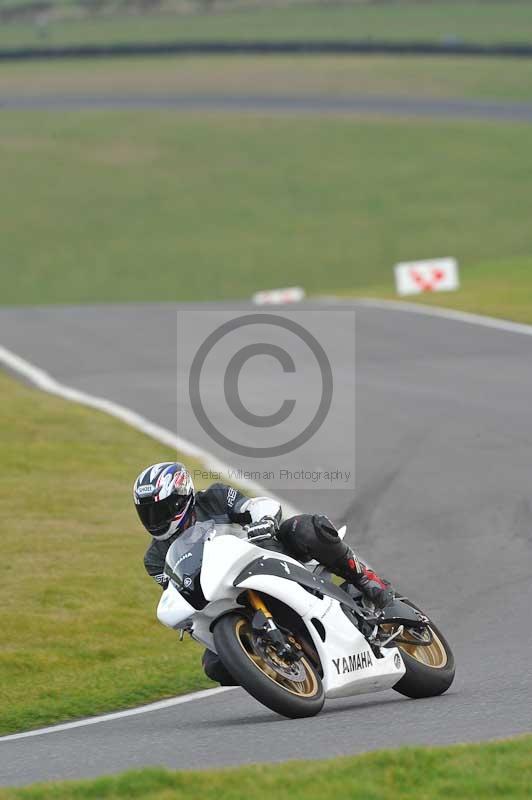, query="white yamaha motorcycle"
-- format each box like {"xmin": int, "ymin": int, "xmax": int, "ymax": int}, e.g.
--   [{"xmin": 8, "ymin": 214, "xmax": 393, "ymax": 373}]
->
[{"xmin": 157, "ymin": 520, "xmax": 455, "ymax": 718}]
